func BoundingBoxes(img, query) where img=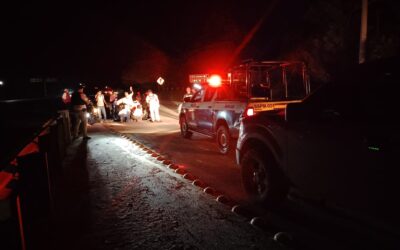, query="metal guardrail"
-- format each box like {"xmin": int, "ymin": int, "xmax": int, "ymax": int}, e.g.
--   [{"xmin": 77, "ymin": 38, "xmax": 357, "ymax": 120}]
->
[
  {"xmin": 0, "ymin": 97, "xmax": 72, "ymax": 250},
  {"xmin": 0, "ymin": 116, "xmax": 58, "ymax": 170},
  {"xmin": 0, "ymin": 97, "xmax": 62, "ymax": 170}
]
